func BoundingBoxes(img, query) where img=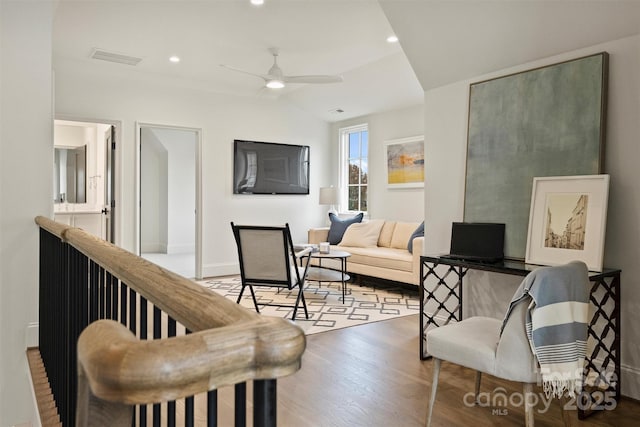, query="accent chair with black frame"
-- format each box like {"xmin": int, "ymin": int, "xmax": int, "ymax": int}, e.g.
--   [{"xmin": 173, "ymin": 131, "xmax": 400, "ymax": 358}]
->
[{"xmin": 230, "ymin": 222, "xmax": 312, "ymax": 320}]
